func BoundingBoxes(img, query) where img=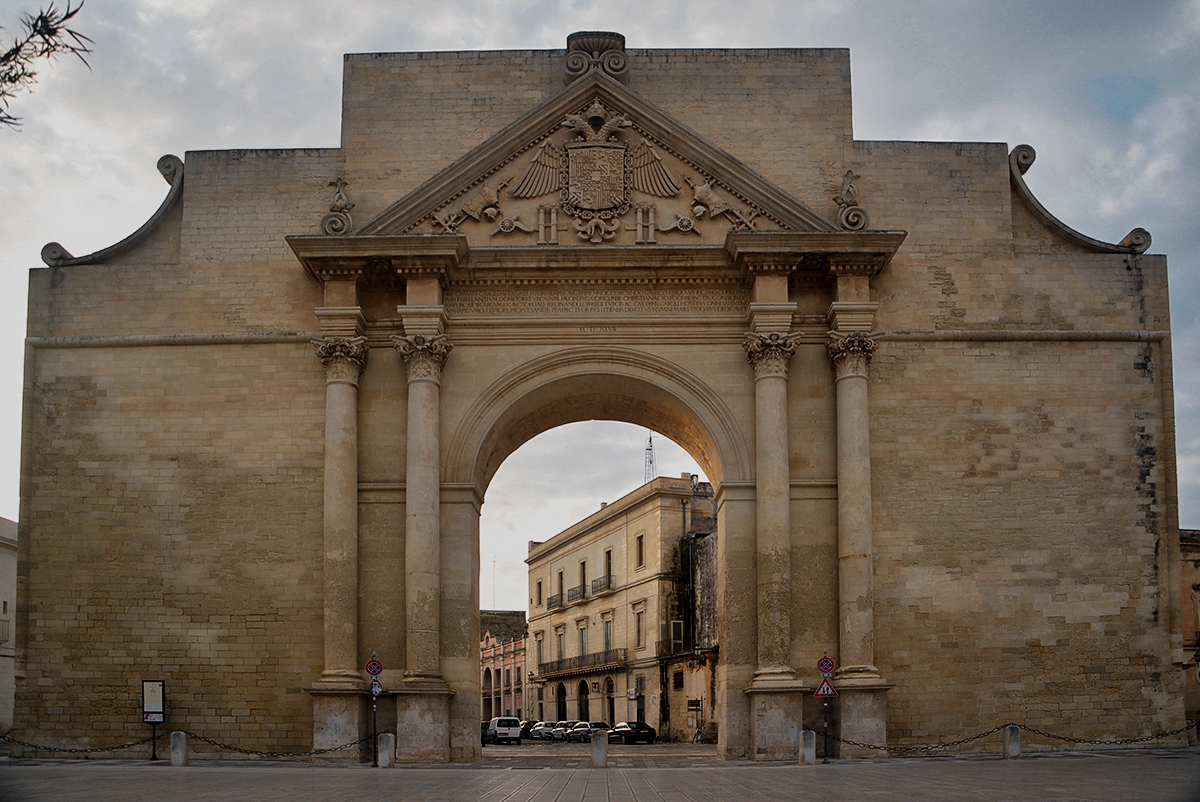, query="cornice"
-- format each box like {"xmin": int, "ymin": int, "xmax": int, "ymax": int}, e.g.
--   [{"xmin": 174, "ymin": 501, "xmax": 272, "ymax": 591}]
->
[{"xmin": 287, "ymin": 234, "xmax": 469, "ymax": 283}]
